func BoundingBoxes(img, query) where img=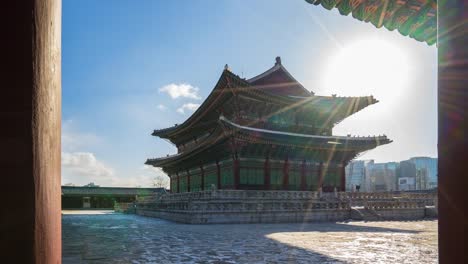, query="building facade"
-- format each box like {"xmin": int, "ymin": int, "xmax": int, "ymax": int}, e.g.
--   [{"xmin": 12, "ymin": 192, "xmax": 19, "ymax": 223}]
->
[
  {"xmin": 345, "ymin": 160, "xmax": 372, "ymax": 191},
  {"xmin": 147, "ymin": 58, "xmax": 391, "ymax": 192},
  {"xmin": 366, "ymin": 162, "xmax": 398, "ymax": 192},
  {"xmin": 346, "ymin": 157, "xmax": 438, "ymax": 192},
  {"xmin": 61, "ymin": 186, "xmax": 164, "ymax": 209},
  {"xmin": 408, "ymin": 157, "xmax": 437, "ymax": 189}
]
